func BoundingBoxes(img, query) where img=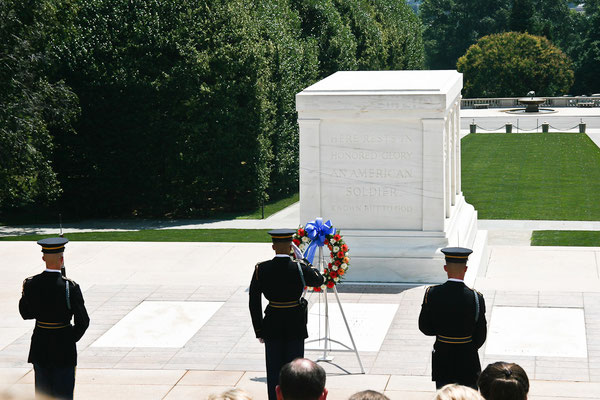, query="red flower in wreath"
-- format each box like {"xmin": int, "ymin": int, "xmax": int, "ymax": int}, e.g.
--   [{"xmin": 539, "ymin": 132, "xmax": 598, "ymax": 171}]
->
[{"xmin": 293, "ymin": 222, "xmax": 350, "ymax": 291}]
